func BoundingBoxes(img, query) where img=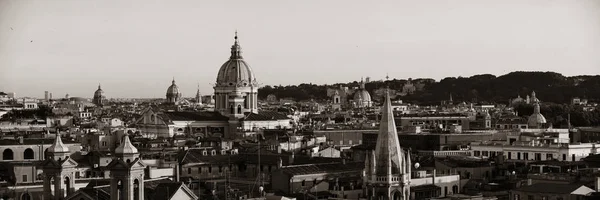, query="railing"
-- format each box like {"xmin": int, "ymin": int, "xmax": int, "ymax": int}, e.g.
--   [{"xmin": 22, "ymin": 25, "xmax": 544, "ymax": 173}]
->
[{"xmin": 418, "ymin": 150, "xmax": 471, "ymax": 157}]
